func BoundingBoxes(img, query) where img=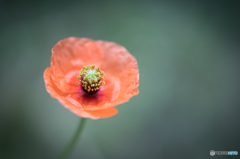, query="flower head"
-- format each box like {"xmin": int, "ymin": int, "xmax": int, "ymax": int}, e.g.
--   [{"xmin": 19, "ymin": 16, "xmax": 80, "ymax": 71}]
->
[{"xmin": 43, "ymin": 37, "xmax": 139, "ymax": 119}]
